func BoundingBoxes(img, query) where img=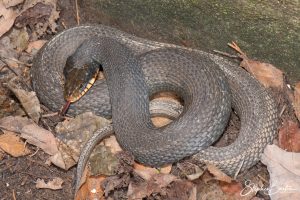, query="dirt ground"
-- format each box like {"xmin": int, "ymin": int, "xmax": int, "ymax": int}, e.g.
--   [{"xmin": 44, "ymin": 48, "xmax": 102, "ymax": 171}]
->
[{"xmin": 0, "ymin": 0, "xmax": 298, "ymax": 200}]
